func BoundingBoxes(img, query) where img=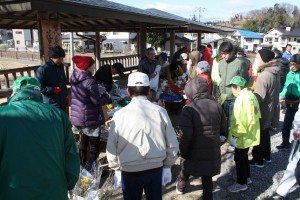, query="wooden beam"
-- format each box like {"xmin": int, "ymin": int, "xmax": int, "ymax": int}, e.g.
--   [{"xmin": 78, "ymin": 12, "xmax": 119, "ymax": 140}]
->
[
  {"xmin": 95, "ymin": 31, "xmax": 101, "ymax": 71},
  {"xmin": 139, "ymin": 24, "xmax": 147, "ymax": 59},
  {"xmin": 170, "ymin": 30, "xmax": 175, "ymax": 61},
  {"xmin": 197, "ymin": 31, "xmax": 202, "ymax": 49}
]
